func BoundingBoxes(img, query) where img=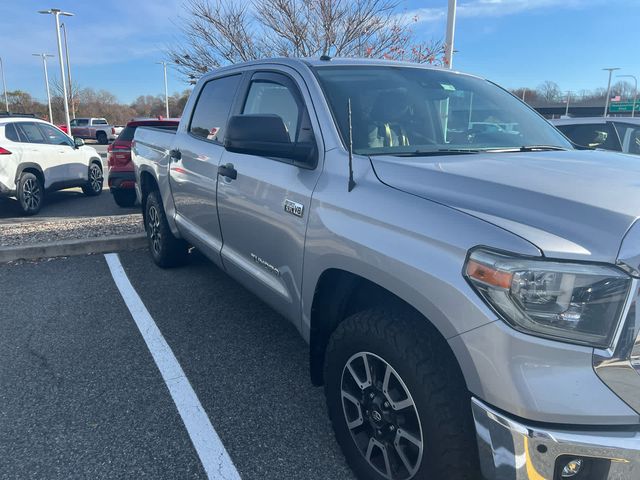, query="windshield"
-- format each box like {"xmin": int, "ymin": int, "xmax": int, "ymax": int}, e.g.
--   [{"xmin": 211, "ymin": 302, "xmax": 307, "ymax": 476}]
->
[{"xmin": 314, "ymin": 66, "xmax": 572, "ymax": 155}]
